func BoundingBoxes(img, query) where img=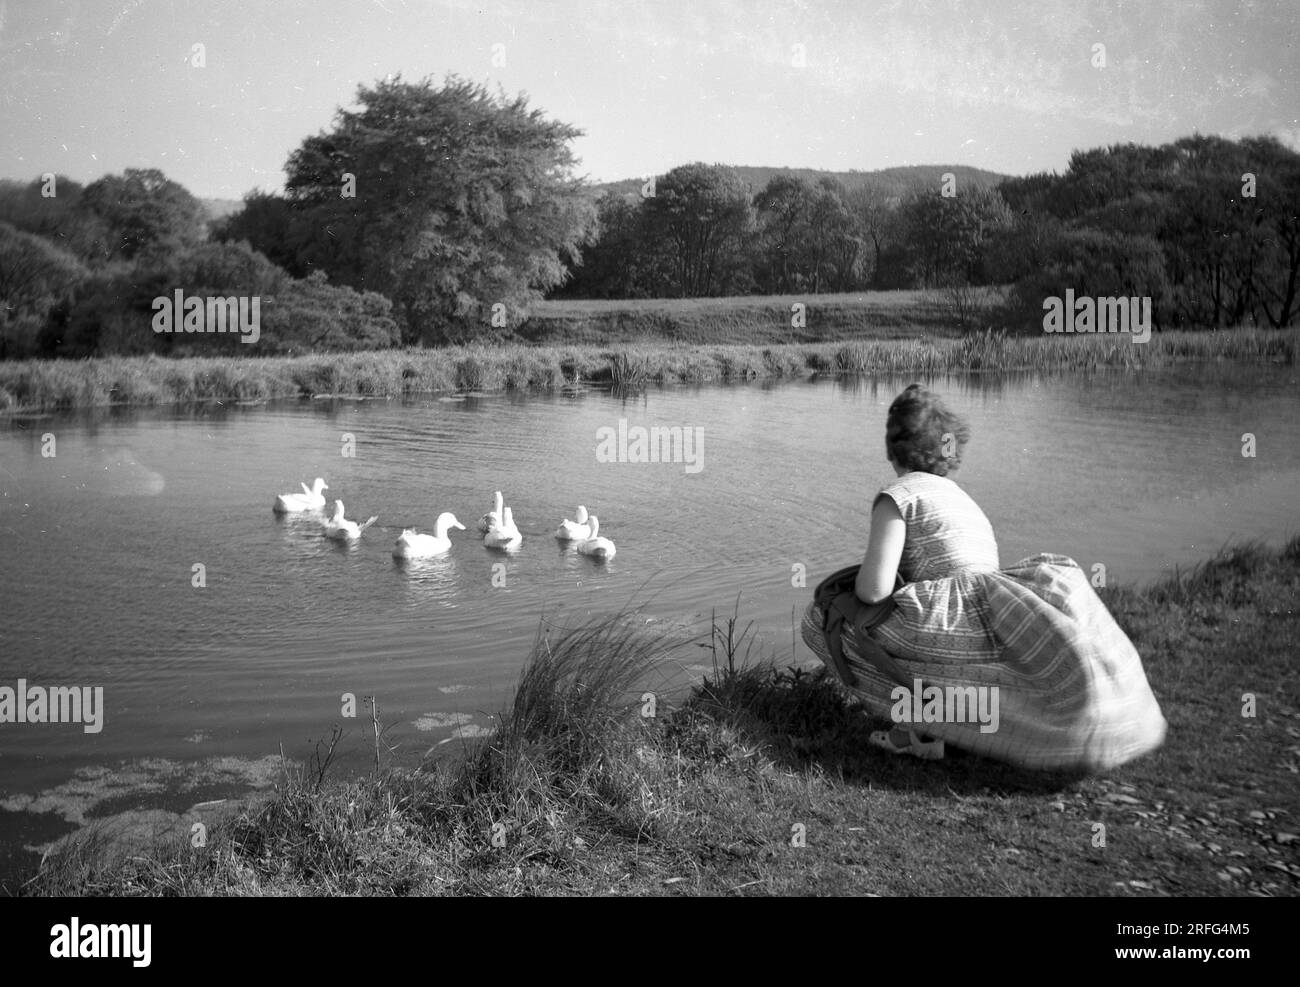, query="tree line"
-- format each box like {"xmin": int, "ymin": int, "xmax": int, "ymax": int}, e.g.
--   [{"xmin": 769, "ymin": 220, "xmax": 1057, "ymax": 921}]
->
[
  {"xmin": 0, "ymin": 168, "xmax": 403, "ymax": 359},
  {"xmin": 2, "ymin": 74, "xmax": 1297, "ymax": 361},
  {"xmin": 561, "ymin": 135, "xmax": 1300, "ymax": 335},
  {"xmin": 0, "ymin": 75, "xmax": 593, "ymax": 358}
]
